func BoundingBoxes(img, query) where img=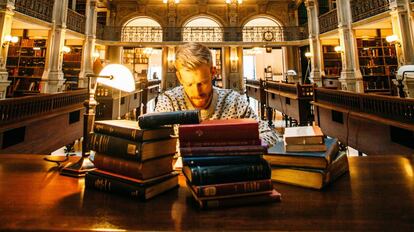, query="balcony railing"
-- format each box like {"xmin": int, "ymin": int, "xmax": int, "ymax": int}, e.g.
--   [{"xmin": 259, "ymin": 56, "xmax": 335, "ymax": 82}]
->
[
  {"xmin": 14, "ymin": 0, "xmax": 54, "ymax": 23},
  {"xmin": 67, "ymin": 9, "xmax": 86, "ymax": 34},
  {"xmin": 314, "ymin": 88, "xmax": 414, "ymax": 125},
  {"xmin": 122, "ymin": 26, "xmax": 163, "ymax": 42},
  {"xmin": 0, "ymin": 90, "xmax": 87, "ymax": 125},
  {"xmin": 351, "ymin": 0, "xmax": 390, "ymax": 23},
  {"xmin": 96, "ymin": 26, "xmax": 308, "ymax": 42},
  {"xmin": 319, "ymin": 9, "xmax": 338, "ymax": 34}
]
